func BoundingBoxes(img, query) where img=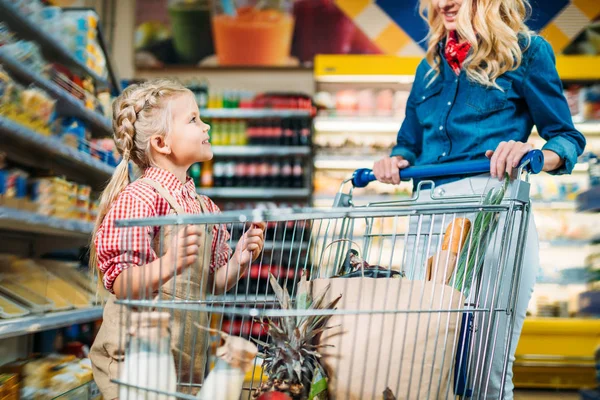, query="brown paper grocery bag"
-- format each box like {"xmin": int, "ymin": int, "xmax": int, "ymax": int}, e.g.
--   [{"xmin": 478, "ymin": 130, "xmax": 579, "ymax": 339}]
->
[{"xmin": 304, "ymin": 278, "xmax": 465, "ymax": 400}]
